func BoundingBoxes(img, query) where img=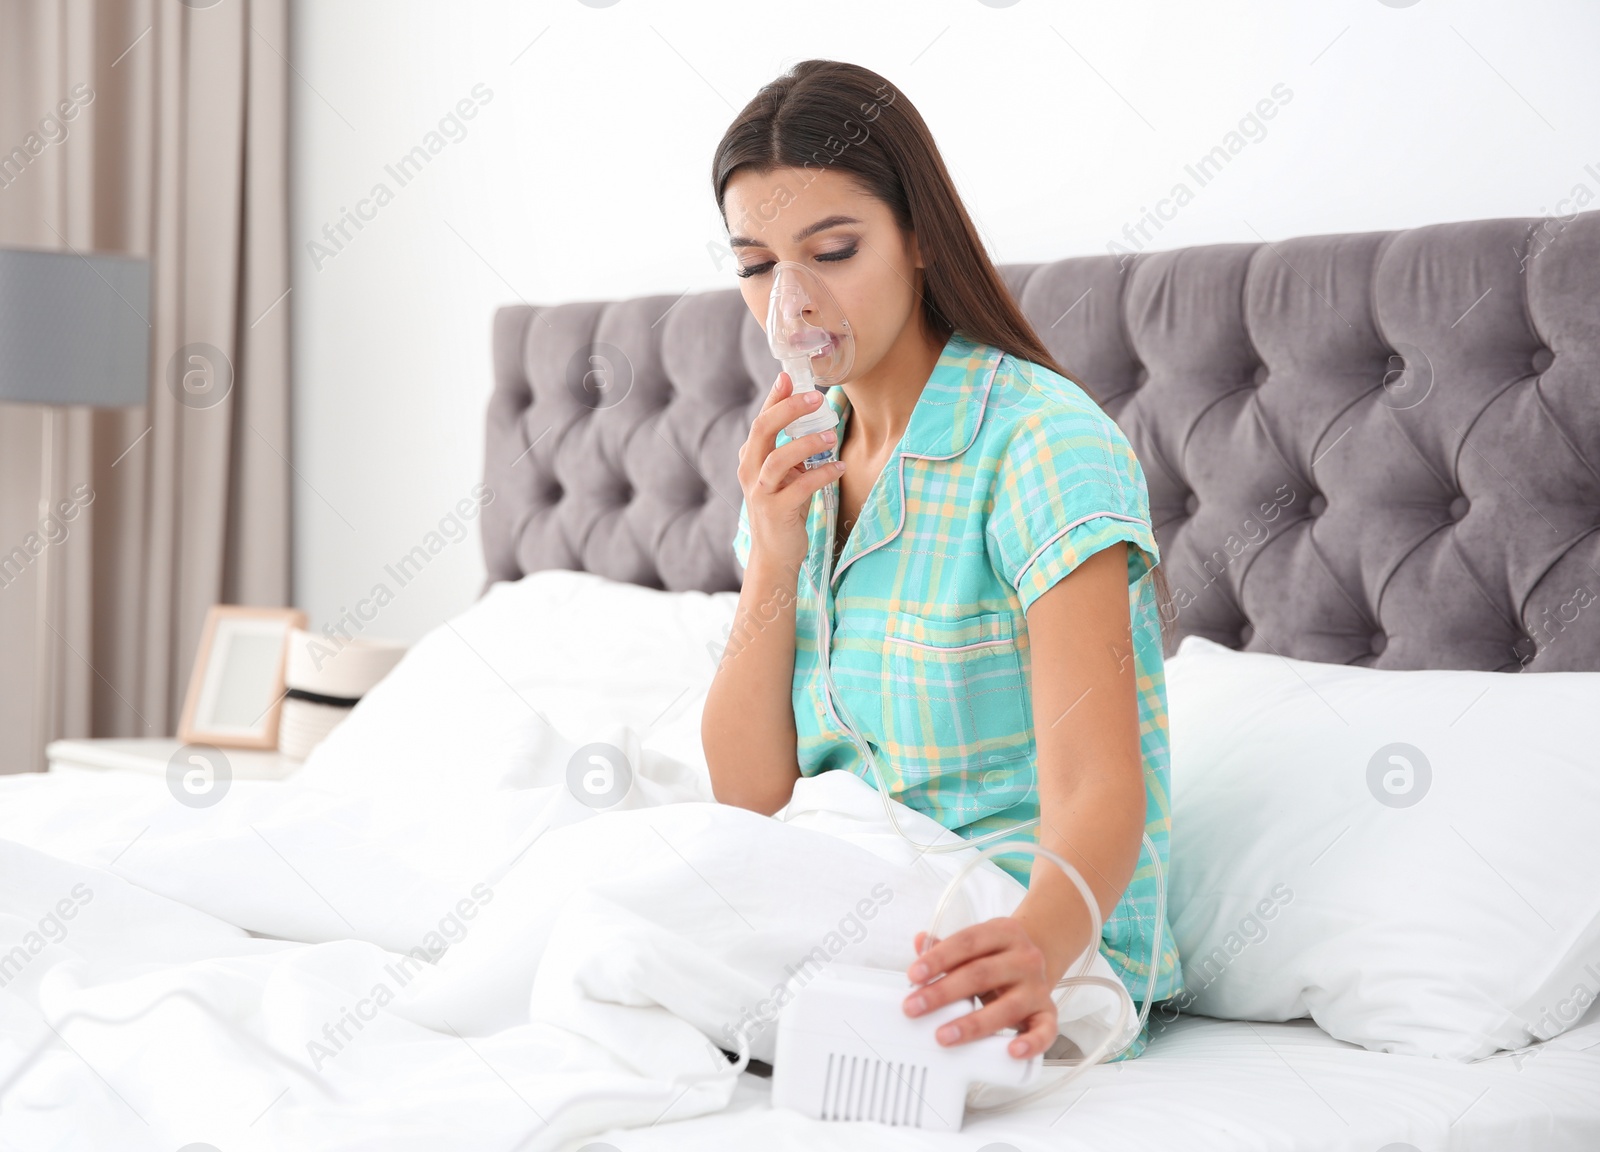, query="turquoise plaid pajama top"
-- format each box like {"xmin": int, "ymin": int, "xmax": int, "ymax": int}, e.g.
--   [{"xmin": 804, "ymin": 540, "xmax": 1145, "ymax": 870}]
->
[{"xmin": 732, "ymin": 329, "xmax": 1183, "ymax": 1058}]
